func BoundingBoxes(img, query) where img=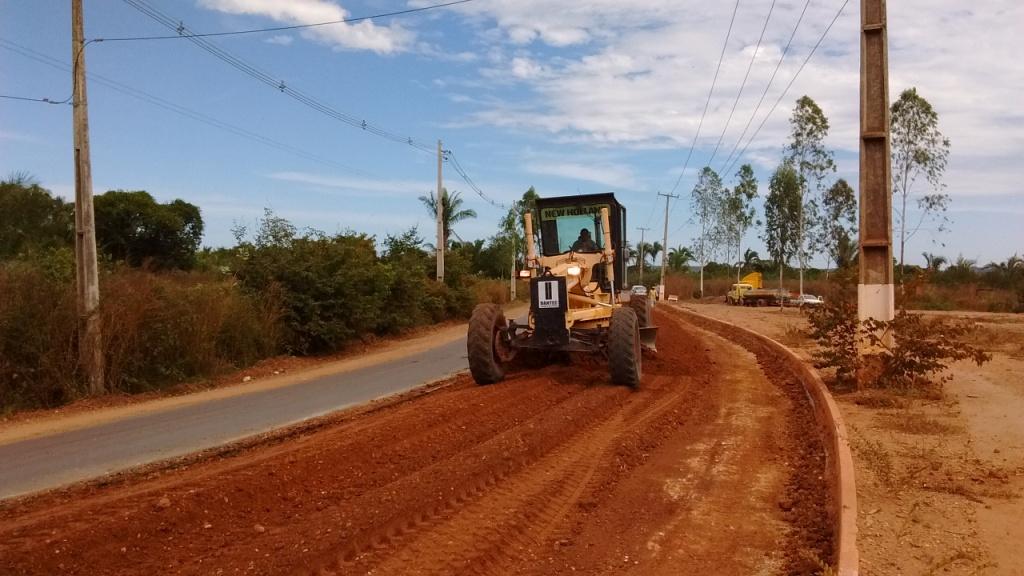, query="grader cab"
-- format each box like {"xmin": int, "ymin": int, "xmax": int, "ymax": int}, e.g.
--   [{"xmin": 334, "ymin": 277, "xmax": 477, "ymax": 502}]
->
[{"xmin": 467, "ymin": 193, "xmax": 657, "ymax": 387}]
